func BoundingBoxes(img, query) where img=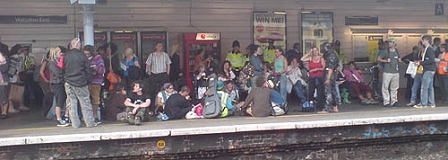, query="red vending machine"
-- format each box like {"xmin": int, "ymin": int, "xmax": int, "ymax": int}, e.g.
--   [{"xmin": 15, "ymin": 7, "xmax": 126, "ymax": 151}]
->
[{"xmin": 180, "ymin": 33, "xmax": 221, "ymax": 95}]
